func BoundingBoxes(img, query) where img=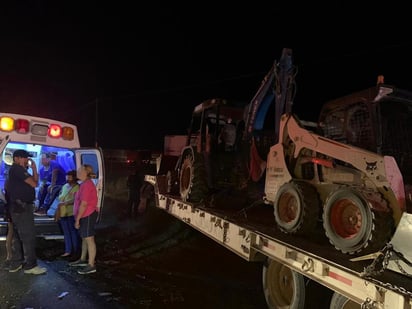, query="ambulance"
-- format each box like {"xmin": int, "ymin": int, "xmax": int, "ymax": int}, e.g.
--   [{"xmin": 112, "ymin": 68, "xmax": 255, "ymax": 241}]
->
[{"xmin": 0, "ymin": 113, "xmax": 104, "ymax": 240}]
